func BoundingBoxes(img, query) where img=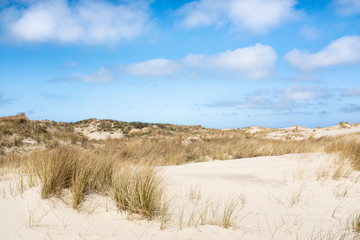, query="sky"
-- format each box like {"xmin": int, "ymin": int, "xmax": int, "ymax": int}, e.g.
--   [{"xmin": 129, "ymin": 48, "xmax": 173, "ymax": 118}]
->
[{"xmin": 0, "ymin": 0, "xmax": 359, "ymax": 129}]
